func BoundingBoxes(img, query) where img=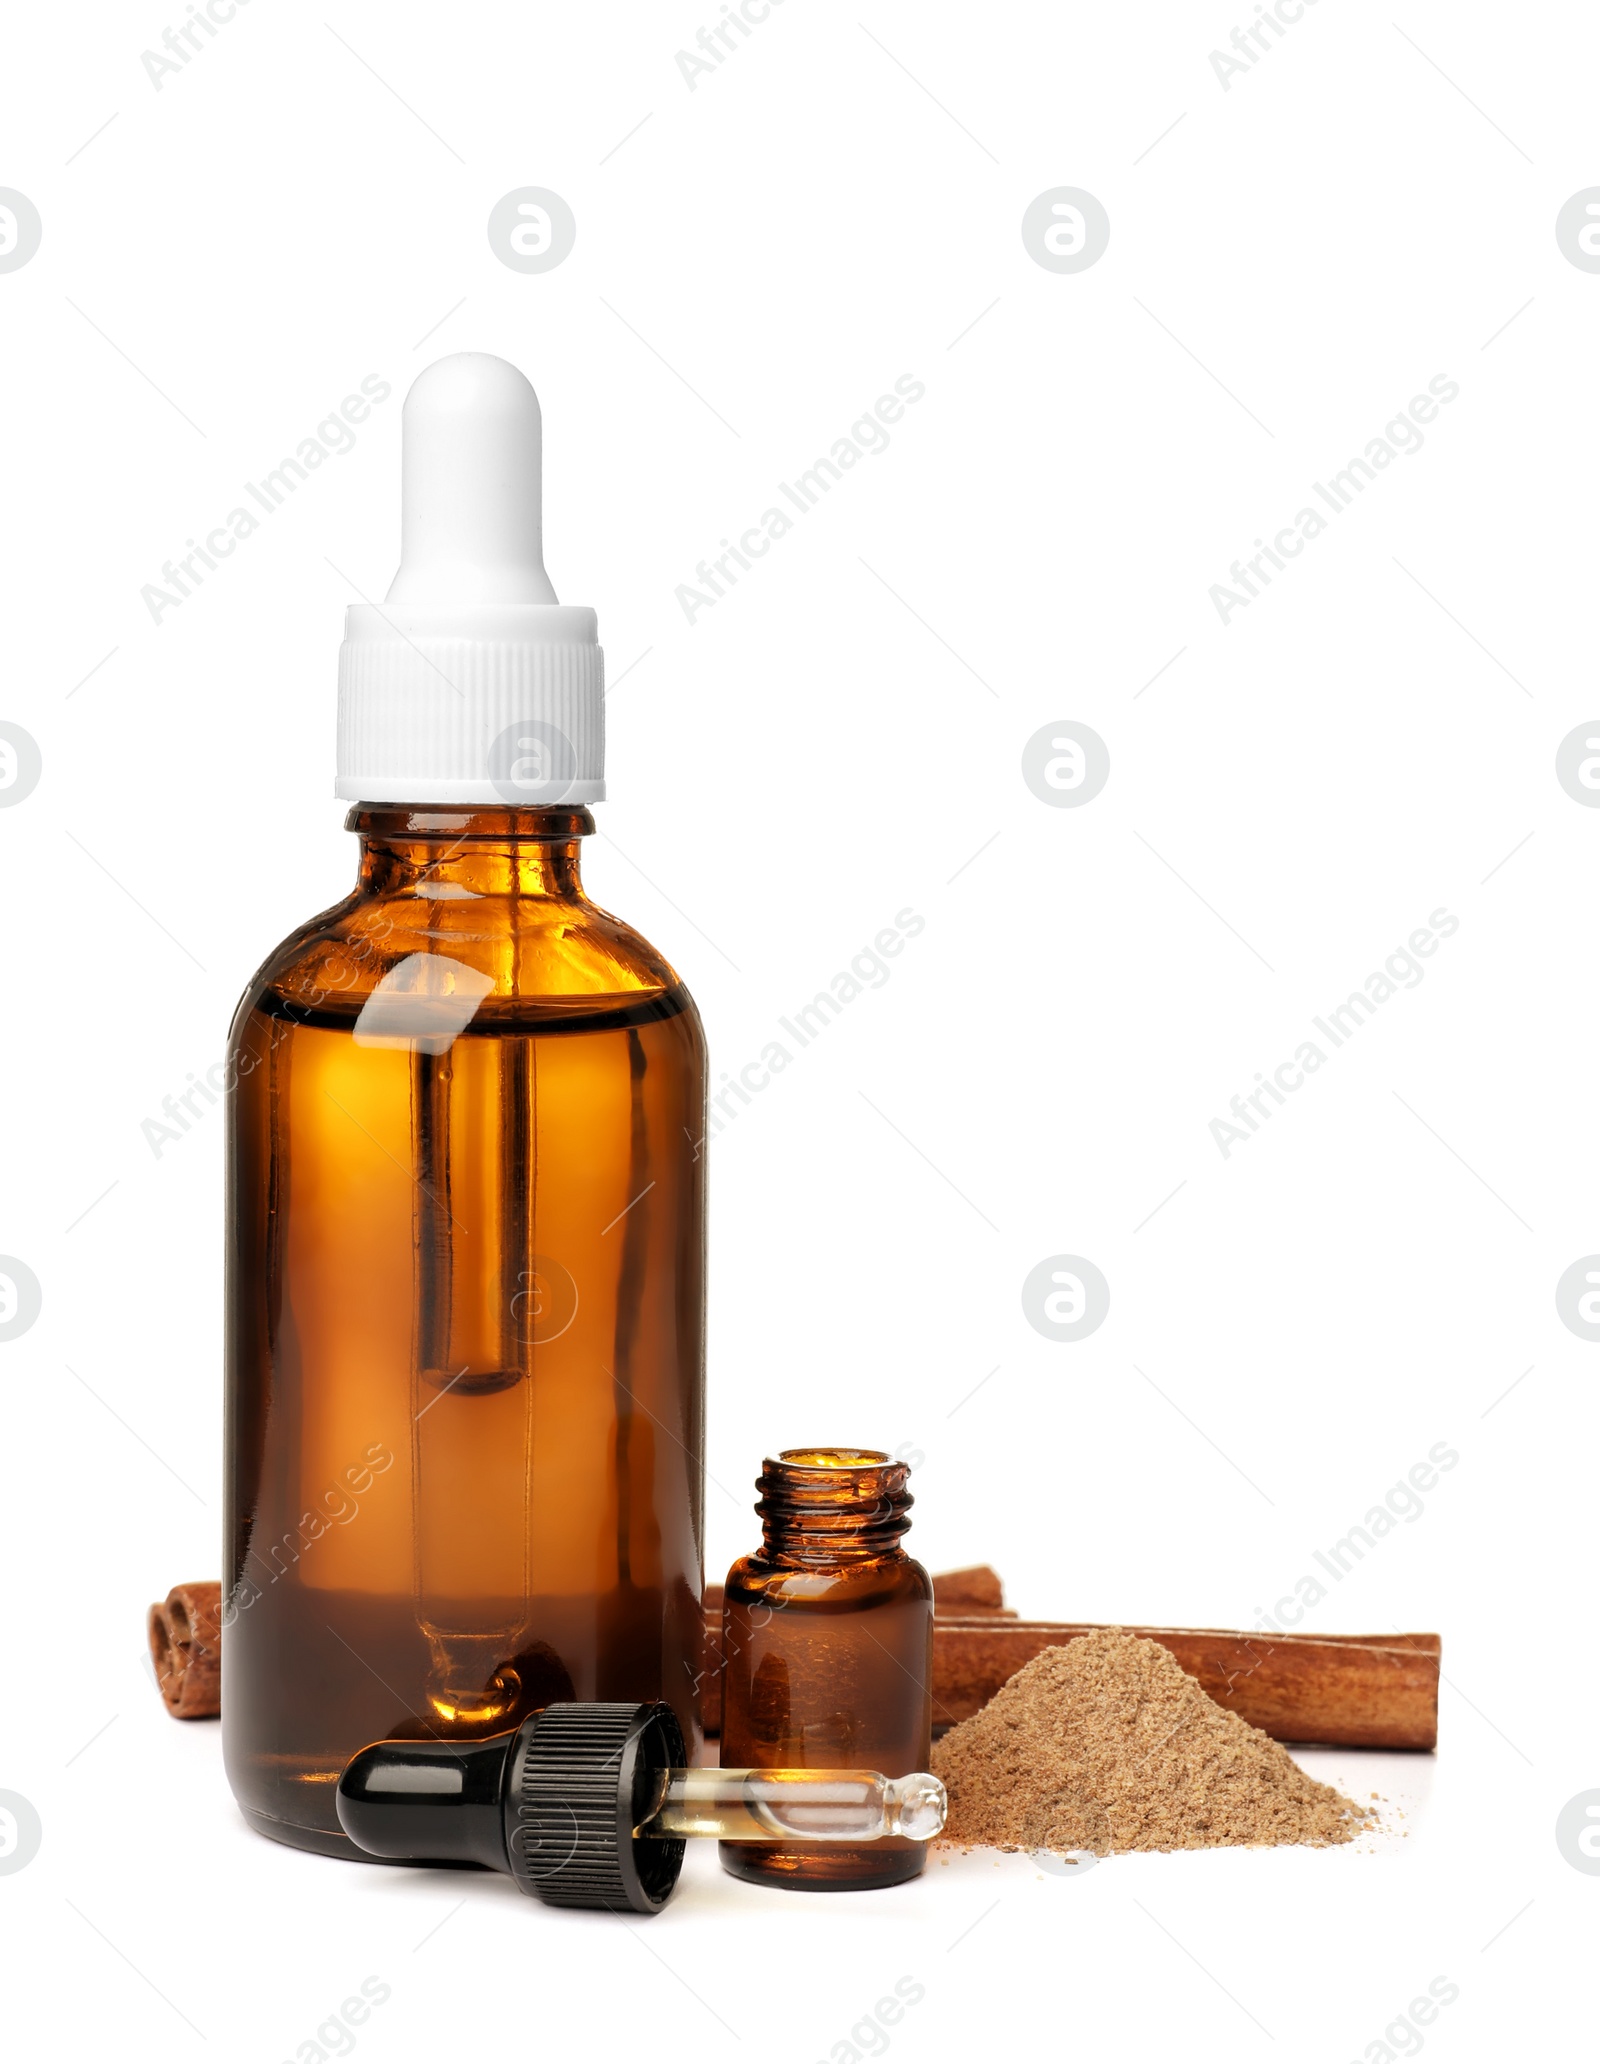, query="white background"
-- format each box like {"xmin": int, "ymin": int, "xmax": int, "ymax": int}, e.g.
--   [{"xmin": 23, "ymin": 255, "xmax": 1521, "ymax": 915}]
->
[{"xmin": 1, "ymin": 0, "xmax": 1593, "ymax": 2056}]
